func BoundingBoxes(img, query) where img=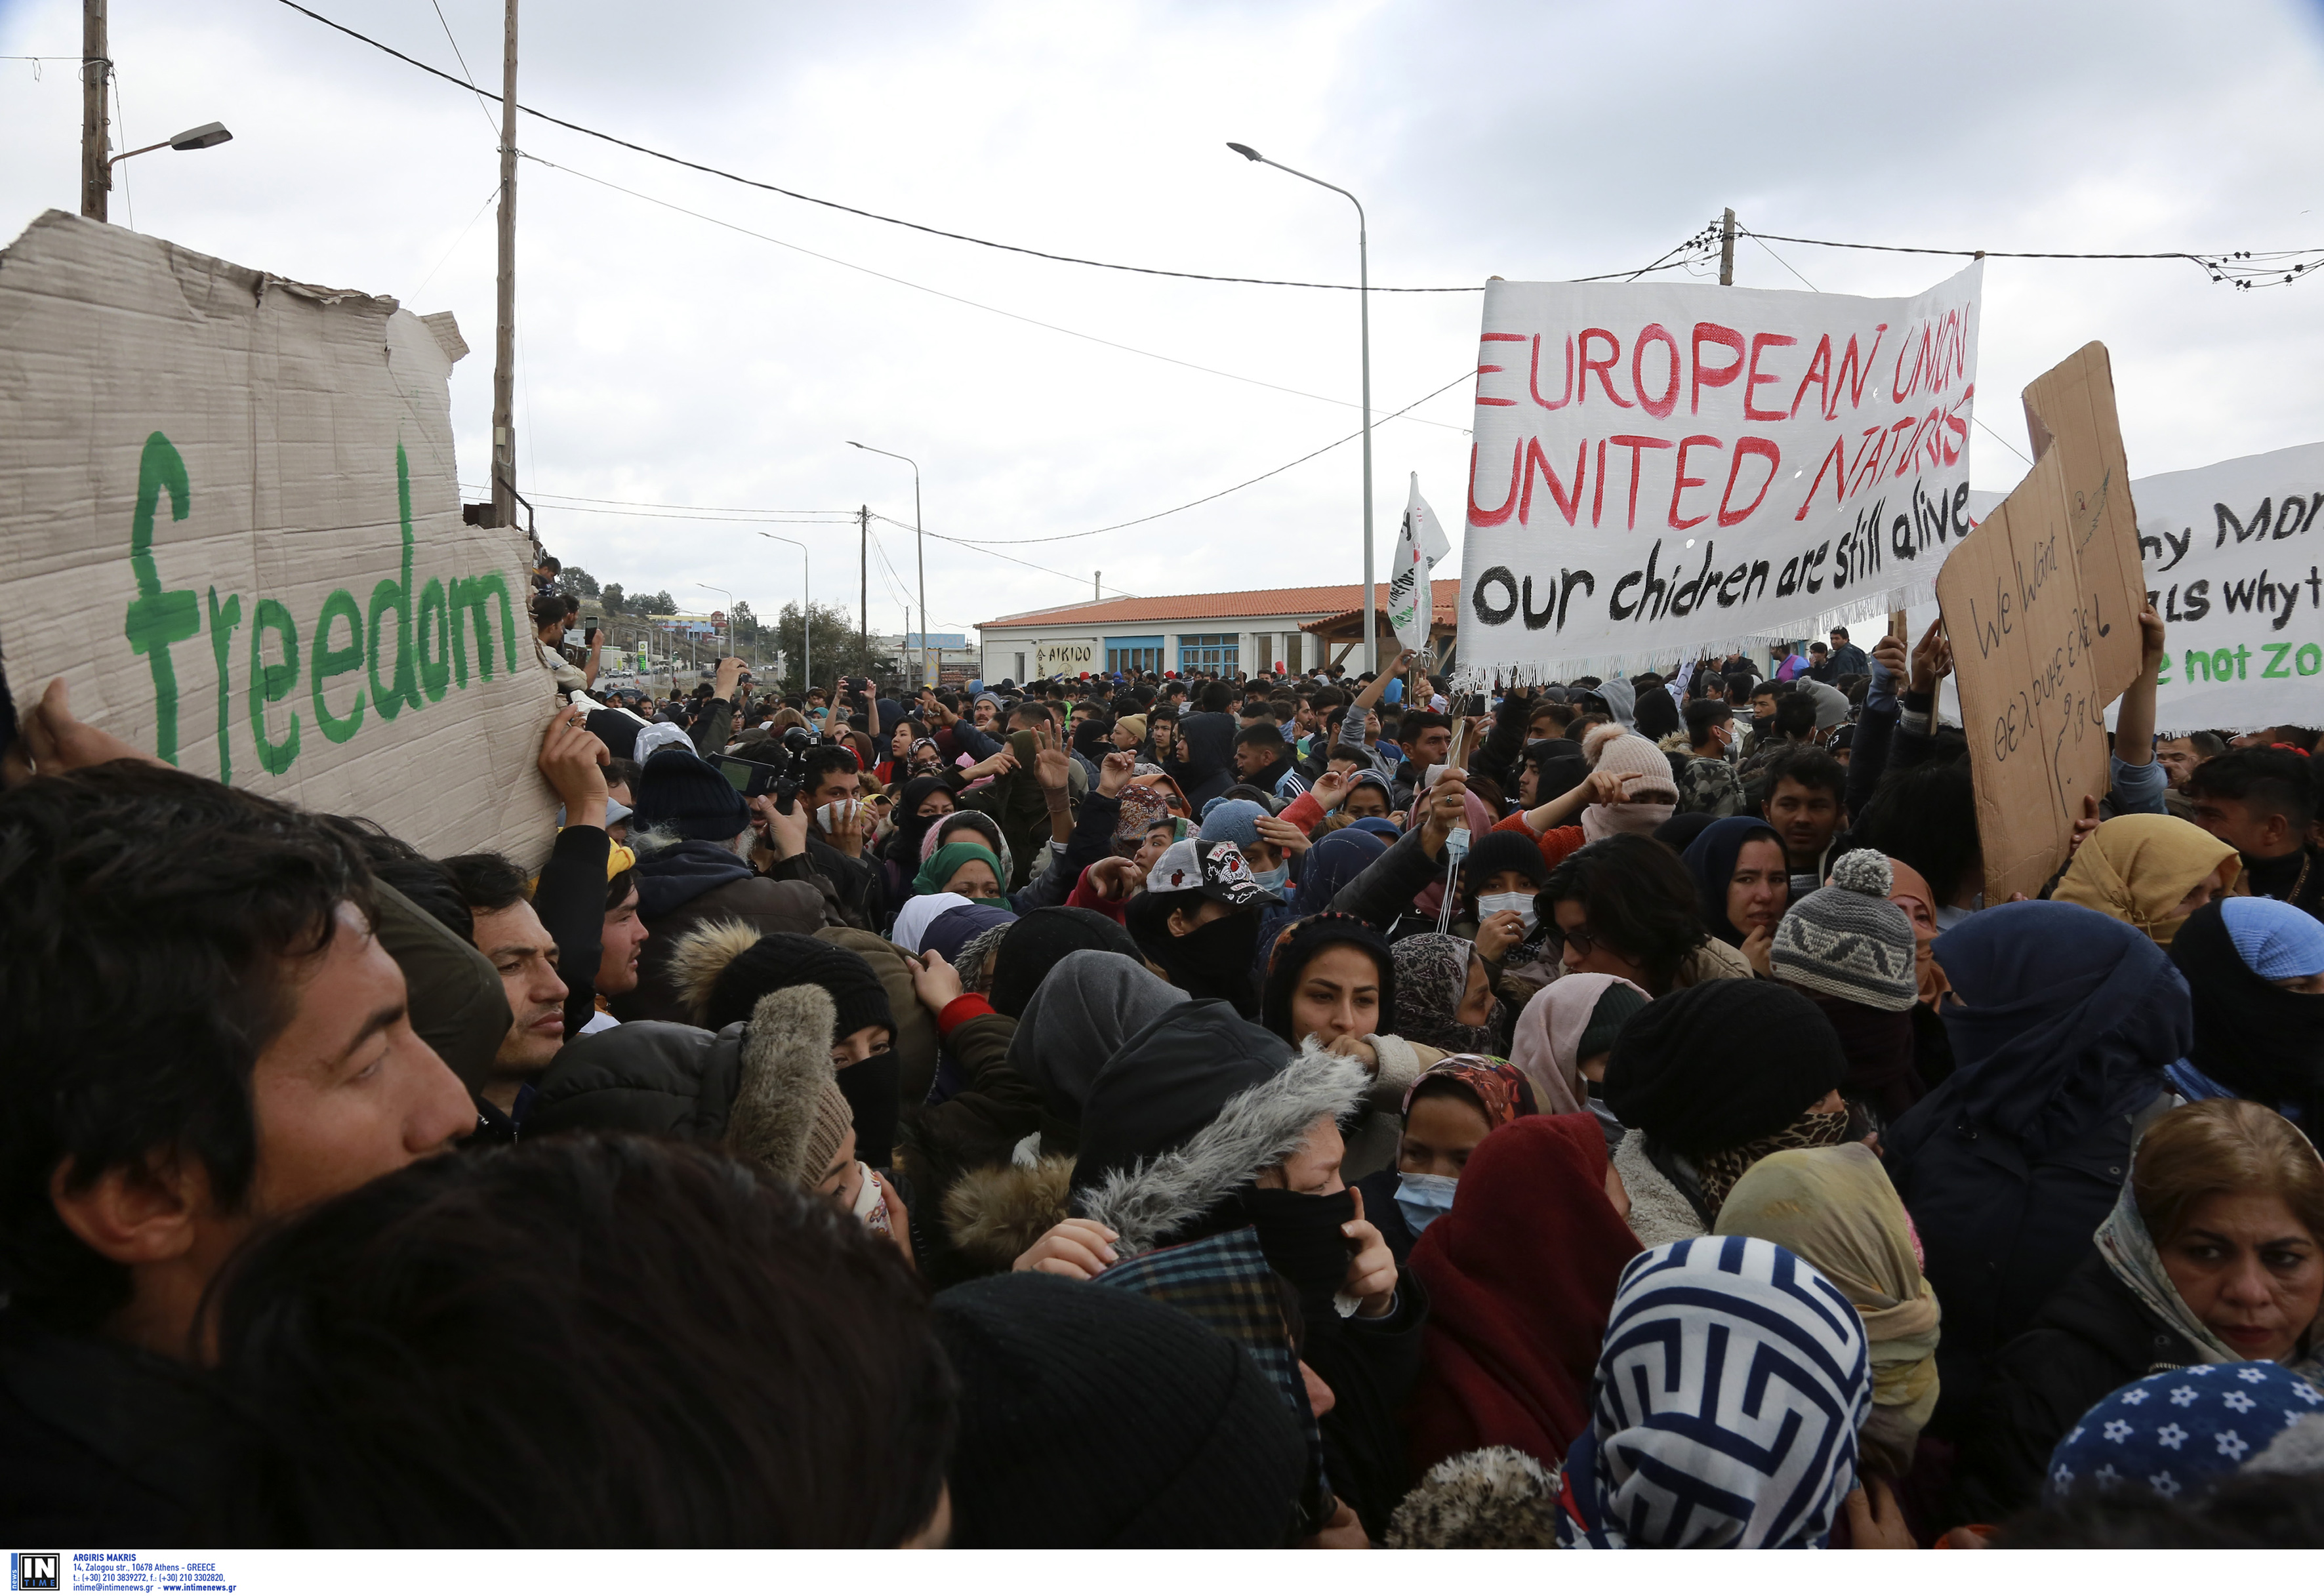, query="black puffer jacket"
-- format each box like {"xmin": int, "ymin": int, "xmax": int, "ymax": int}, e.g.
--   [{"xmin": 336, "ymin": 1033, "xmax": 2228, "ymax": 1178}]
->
[{"xmin": 1947, "ymin": 1252, "xmax": 2206, "ymax": 1526}]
